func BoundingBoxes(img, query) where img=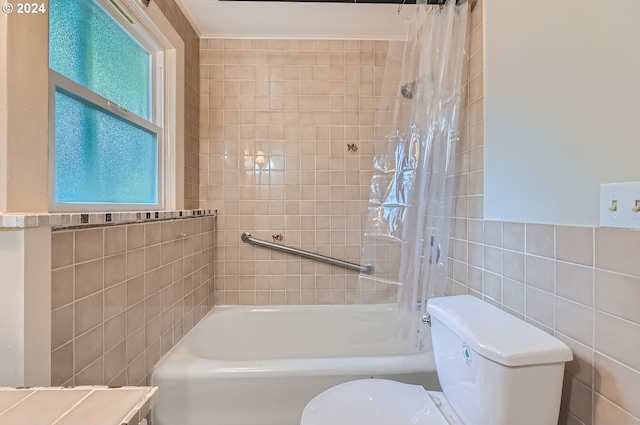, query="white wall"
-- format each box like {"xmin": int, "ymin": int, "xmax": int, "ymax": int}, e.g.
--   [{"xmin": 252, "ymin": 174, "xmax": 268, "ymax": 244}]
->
[
  {"xmin": 0, "ymin": 230, "xmax": 26, "ymax": 385},
  {"xmin": 0, "ymin": 228, "xmax": 51, "ymax": 387},
  {"xmin": 484, "ymin": 0, "xmax": 640, "ymax": 225},
  {"xmin": 177, "ymin": 0, "xmax": 409, "ymax": 38}
]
